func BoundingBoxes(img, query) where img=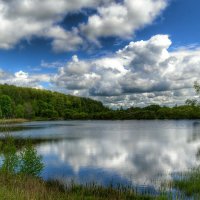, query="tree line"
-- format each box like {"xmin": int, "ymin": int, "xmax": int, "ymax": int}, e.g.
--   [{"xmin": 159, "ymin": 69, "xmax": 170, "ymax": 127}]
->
[
  {"xmin": 0, "ymin": 84, "xmax": 108, "ymax": 119},
  {"xmin": 0, "ymin": 83, "xmax": 200, "ymax": 120}
]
